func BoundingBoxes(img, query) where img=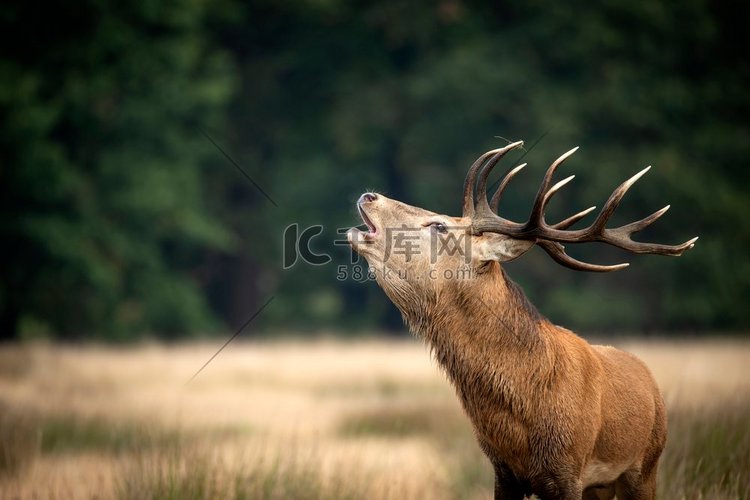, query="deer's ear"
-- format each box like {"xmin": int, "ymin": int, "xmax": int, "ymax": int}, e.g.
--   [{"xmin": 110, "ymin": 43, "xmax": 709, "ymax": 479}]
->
[{"xmin": 474, "ymin": 233, "xmax": 534, "ymax": 263}]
